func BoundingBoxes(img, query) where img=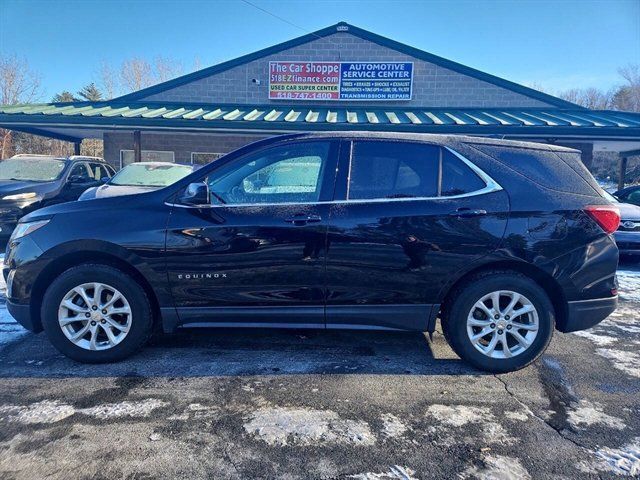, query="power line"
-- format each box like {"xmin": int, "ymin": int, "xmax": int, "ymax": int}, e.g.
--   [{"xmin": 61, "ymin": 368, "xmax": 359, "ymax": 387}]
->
[
  {"xmin": 237, "ymin": 0, "xmax": 343, "ymax": 52},
  {"xmin": 238, "ymin": 0, "xmax": 312, "ymax": 36}
]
